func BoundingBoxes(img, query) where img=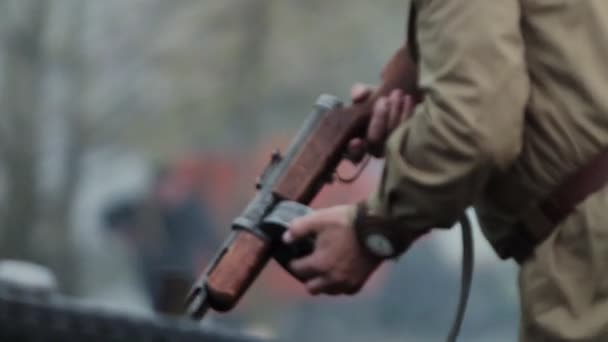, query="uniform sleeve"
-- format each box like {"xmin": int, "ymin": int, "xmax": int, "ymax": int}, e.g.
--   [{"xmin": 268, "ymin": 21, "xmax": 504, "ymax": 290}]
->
[{"xmin": 367, "ymin": 0, "xmax": 529, "ymax": 230}]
